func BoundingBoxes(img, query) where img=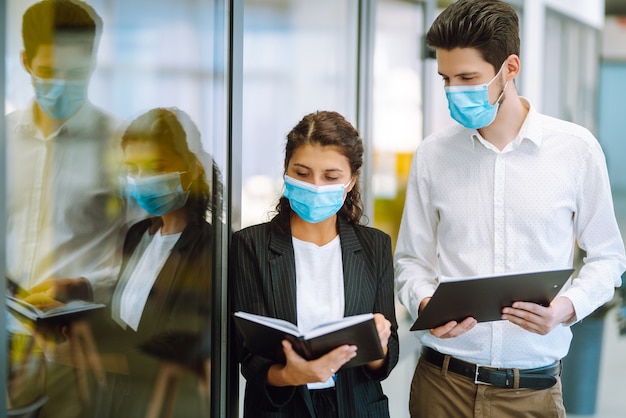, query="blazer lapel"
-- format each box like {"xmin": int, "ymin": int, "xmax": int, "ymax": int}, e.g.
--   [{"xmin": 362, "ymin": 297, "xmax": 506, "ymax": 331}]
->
[
  {"xmin": 268, "ymin": 222, "xmax": 298, "ymax": 325},
  {"xmin": 337, "ymin": 218, "xmax": 366, "ymax": 316}
]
